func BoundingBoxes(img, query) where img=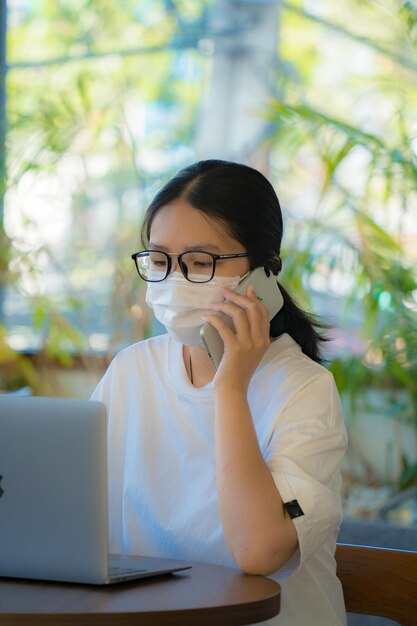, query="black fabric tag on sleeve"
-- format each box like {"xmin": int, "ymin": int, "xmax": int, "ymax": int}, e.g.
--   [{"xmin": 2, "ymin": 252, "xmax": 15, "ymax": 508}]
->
[{"xmin": 284, "ymin": 499, "xmax": 304, "ymax": 519}]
